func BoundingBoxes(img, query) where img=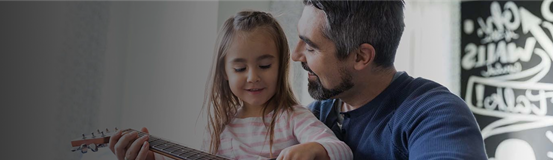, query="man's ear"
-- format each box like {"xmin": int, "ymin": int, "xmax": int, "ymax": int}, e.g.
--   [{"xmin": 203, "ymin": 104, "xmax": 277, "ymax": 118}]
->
[{"xmin": 353, "ymin": 43, "xmax": 375, "ymax": 70}]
